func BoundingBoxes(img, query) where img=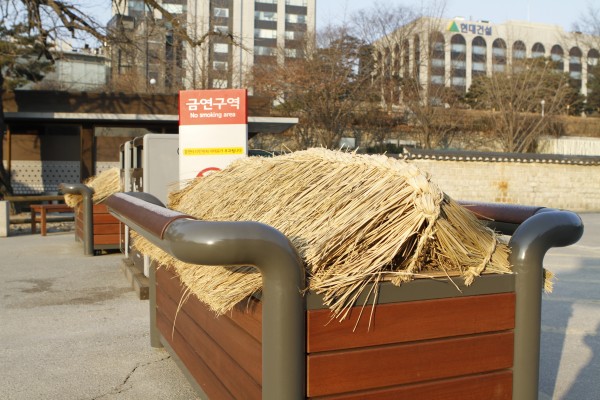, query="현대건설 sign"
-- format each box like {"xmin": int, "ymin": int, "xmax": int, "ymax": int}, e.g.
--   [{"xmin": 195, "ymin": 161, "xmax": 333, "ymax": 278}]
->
[{"xmin": 179, "ymin": 89, "xmax": 248, "ymax": 182}]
